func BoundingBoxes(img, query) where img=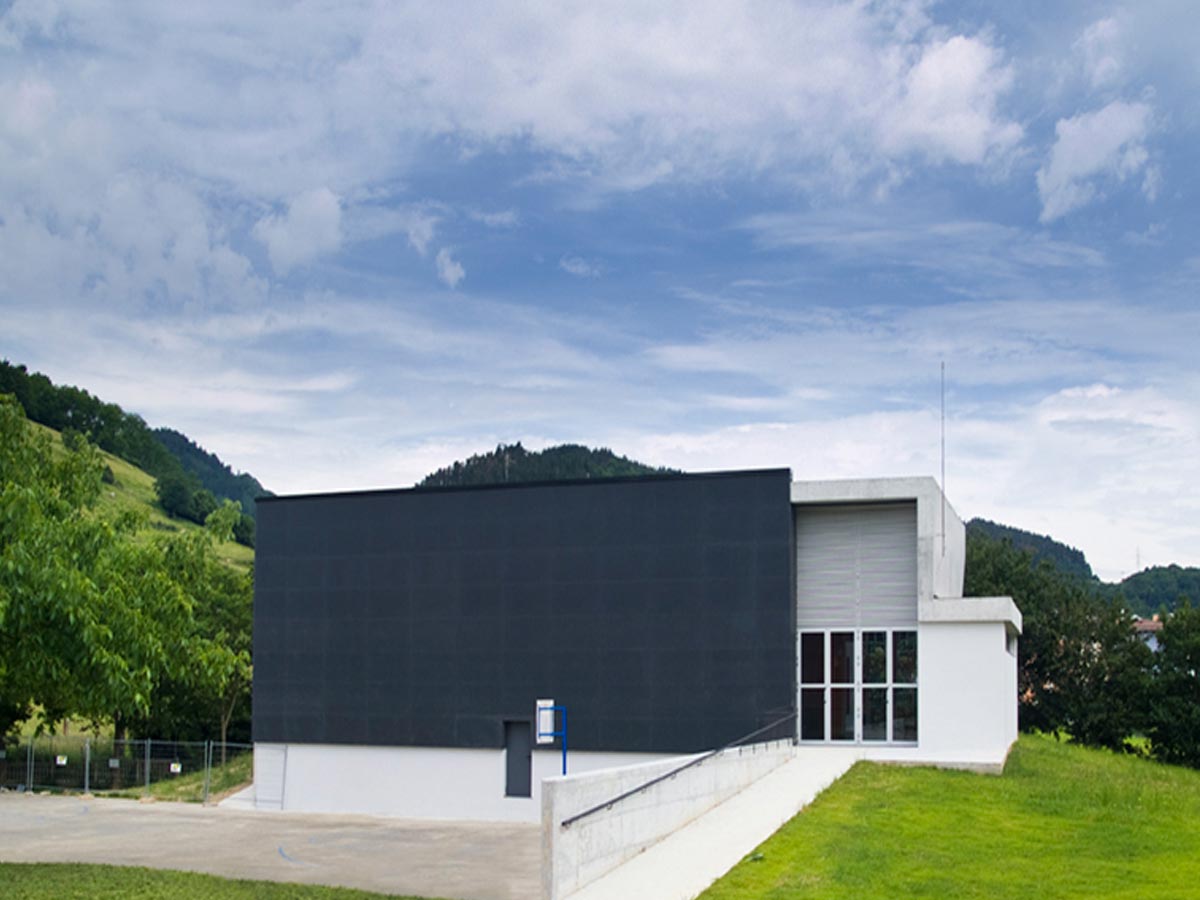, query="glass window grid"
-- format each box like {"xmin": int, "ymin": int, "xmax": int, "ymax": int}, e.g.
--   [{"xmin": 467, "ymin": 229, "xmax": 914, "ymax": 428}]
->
[{"xmin": 798, "ymin": 628, "xmax": 918, "ymax": 745}]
